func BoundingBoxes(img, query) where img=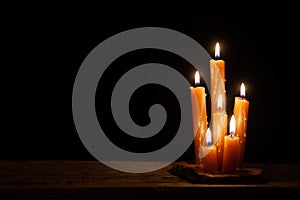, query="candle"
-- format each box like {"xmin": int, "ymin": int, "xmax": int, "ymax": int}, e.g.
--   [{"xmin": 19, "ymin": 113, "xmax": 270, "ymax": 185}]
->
[
  {"xmin": 201, "ymin": 128, "xmax": 218, "ymax": 173},
  {"xmin": 210, "ymin": 42, "xmax": 227, "ymax": 170},
  {"xmin": 210, "ymin": 42, "xmax": 226, "ymax": 113},
  {"xmin": 222, "ymin": 115, "xmax": 239, "ymax": 174},
  {"xmin": 190, "ymin": 71, "xmax": 208, "ymax": 165},
  {"xmin": 212, "ymin": 94, "xmax": 228, "ymax": 170},
  {"xmin": 233, "ymin": 83, "xmax": 249, "ymax": 168}
]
